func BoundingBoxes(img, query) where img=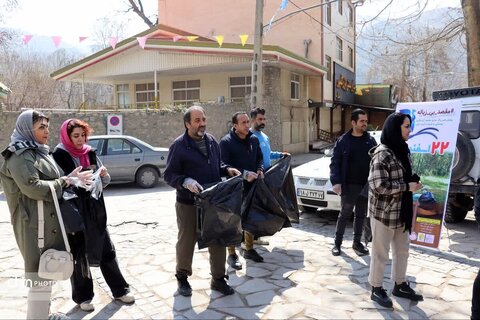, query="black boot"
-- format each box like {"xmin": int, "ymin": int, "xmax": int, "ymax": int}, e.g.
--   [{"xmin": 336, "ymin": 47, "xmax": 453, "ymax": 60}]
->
[
  {"xmin": 175, "ymin": 274, "xmax": 192, "ymax": 297},
  {"xmin": 352, "ymin": 241, "xmax": 369, "ymax": 256},
  {"xmin": 211, "ymin": 276, "xmax": 234, "ymax": 295}
]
